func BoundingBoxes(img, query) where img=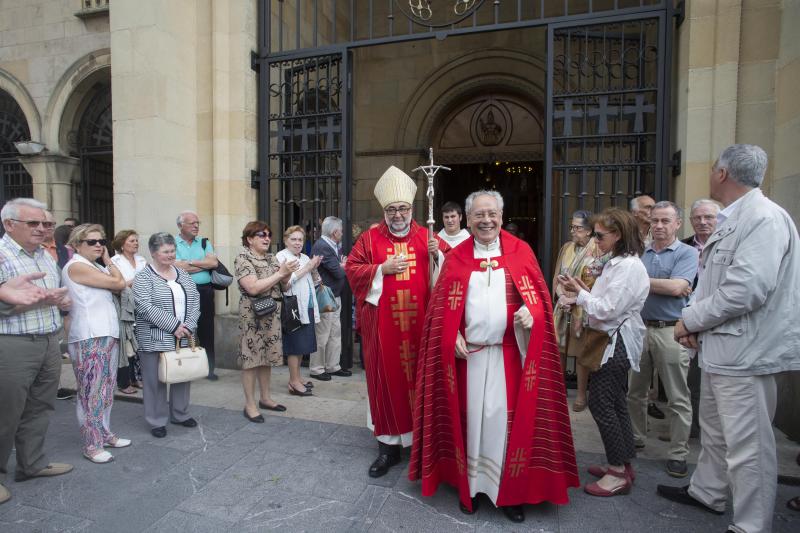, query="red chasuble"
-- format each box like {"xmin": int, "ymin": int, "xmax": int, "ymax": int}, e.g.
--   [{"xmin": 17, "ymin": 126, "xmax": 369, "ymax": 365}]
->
[
  {"xmin": 345, "ymin": 220, "xmax": 449, "ymax": 437},
  {"xmin": 408, "ymin": 230, "xmax": 579, "ymax": 509}
]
